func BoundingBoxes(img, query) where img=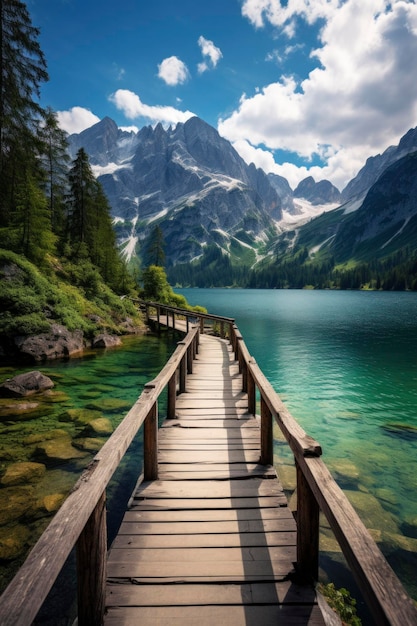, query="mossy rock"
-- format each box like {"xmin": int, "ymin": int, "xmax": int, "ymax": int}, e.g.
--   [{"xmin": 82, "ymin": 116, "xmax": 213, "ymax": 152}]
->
[
  {"xmin": 37, "ymin": 493, "xmax": 66, "ymax": 514},
  {"xmin": 83, "ymin": 418, "xmax": 113, "ymax": 436},
  {"xmin": 73, "ymin": 437, "xmax": 106, "ymax": 452},
  {"xmin": 33, "ymin": 435, "xmax": 89, "ymax": 465},
  {"xmin": 0, "ymin": 400, "xmax": 50, "ymax": 421},
  {"xmin": 0, "ymin": 524, "xmax": 30, "ymax": 560},
  {"xmin": 23, "ymin": 429, "xmax": 70, "ymax": 445},
  {"xmin": 58, "ymin": 408, "xmax": 102, "ymax": 425},
  {"xmin": 345, "ymin": 489, "xmax": 399, "ymax": 534},
  {"xmin": 41, "ymin": 389, "xmax": 71, "ymax": 403},
  {"xmin": 381, "ymin": 423, "xmax": 417, "ymax": 440},
  {"xmin": 0, "ymin": 486, "xmax": 35, "ymax": 525},
  {"xmin": 86, "ymin": 398, "xmax": 131, "ymax": 413},
  {"xmin": 1, "ymin": 461, "xmax": 46, "ymax": 486}
]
